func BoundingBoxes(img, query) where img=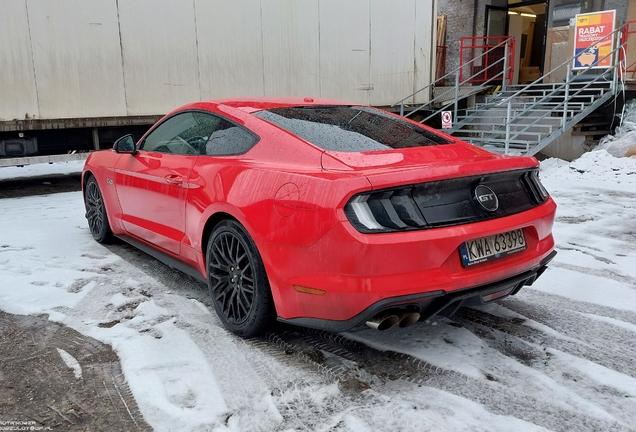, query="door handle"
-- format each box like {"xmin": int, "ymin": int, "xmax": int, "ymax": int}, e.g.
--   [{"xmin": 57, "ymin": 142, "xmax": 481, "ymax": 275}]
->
[{"xmin": 164, "ymin": 174, "xmax": 183, "ymax": 185}]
